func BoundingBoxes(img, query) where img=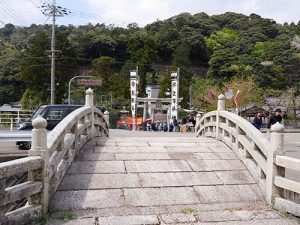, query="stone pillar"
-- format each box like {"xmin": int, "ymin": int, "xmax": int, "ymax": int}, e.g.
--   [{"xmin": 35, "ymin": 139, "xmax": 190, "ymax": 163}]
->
[
  {"xmin": 28, "ymin": 115, "xmax": 50, "ymax": 213},
  {"xmin": 195, "ymin": 113, "xmax": 202, "ymax": 136},
  {"xmin": 266, "ymin": 122, "xmax": 285, "ymax": 205},
  {"xmin": 216, "ymin": 94, "xmax": 225, "ymax": 140},
  {"xmin": 0, "ymin": 178, "xmax": 6, "ymax": 221},
  {"xmin": 143, "ymin": 101, "xmax": 147, "ymax": 122},
  {"xmin": 85, "ymin": 88, "xmax": 93, "ymax": 107},
  {"xmin": 217, "ymin": 94, "xmax": 225, "ymax": 111},
  {"xmin": 104, "ymin": 111, "xmax": 110, "ymax": 128}
]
